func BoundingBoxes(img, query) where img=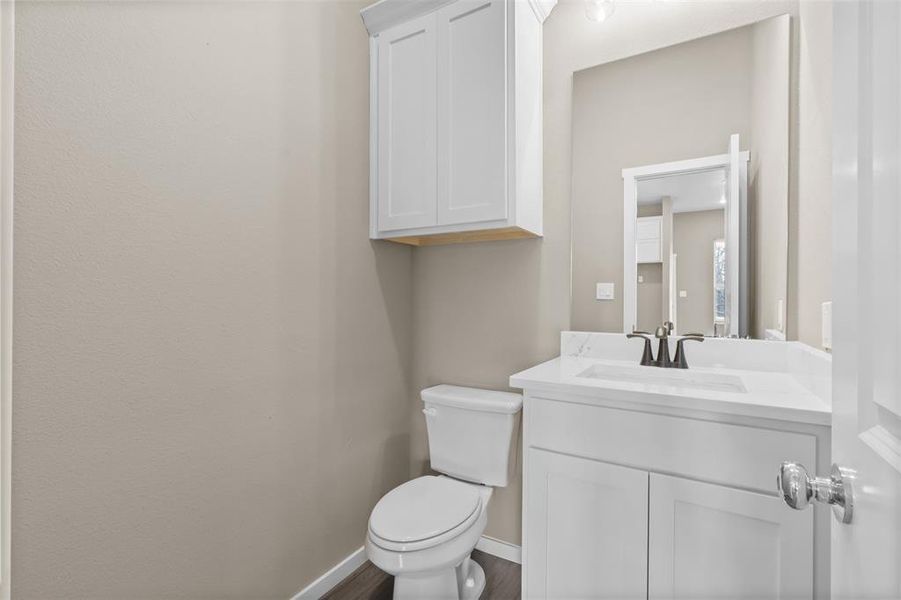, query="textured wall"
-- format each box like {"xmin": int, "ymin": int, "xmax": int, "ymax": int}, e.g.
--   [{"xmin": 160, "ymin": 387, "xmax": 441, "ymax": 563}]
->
[{"xmin": 13, "ymin": 2, "xmax": 412, "ymax": 597}]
